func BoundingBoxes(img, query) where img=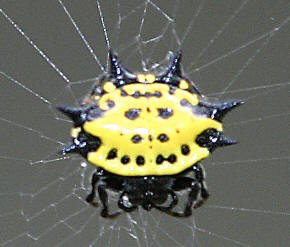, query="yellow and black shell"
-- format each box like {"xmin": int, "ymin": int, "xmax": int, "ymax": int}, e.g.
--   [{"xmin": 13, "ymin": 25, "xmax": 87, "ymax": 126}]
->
[{"xmin": 58, "ymin": 50, "xmax": 242, "ymax": 176}]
